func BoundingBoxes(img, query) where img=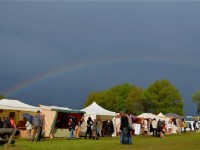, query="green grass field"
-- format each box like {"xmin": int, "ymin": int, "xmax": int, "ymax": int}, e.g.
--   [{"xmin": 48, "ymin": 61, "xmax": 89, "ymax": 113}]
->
[{"xmin": 1, "ymin": 132, "xmax": 200, "ymax": 150}]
